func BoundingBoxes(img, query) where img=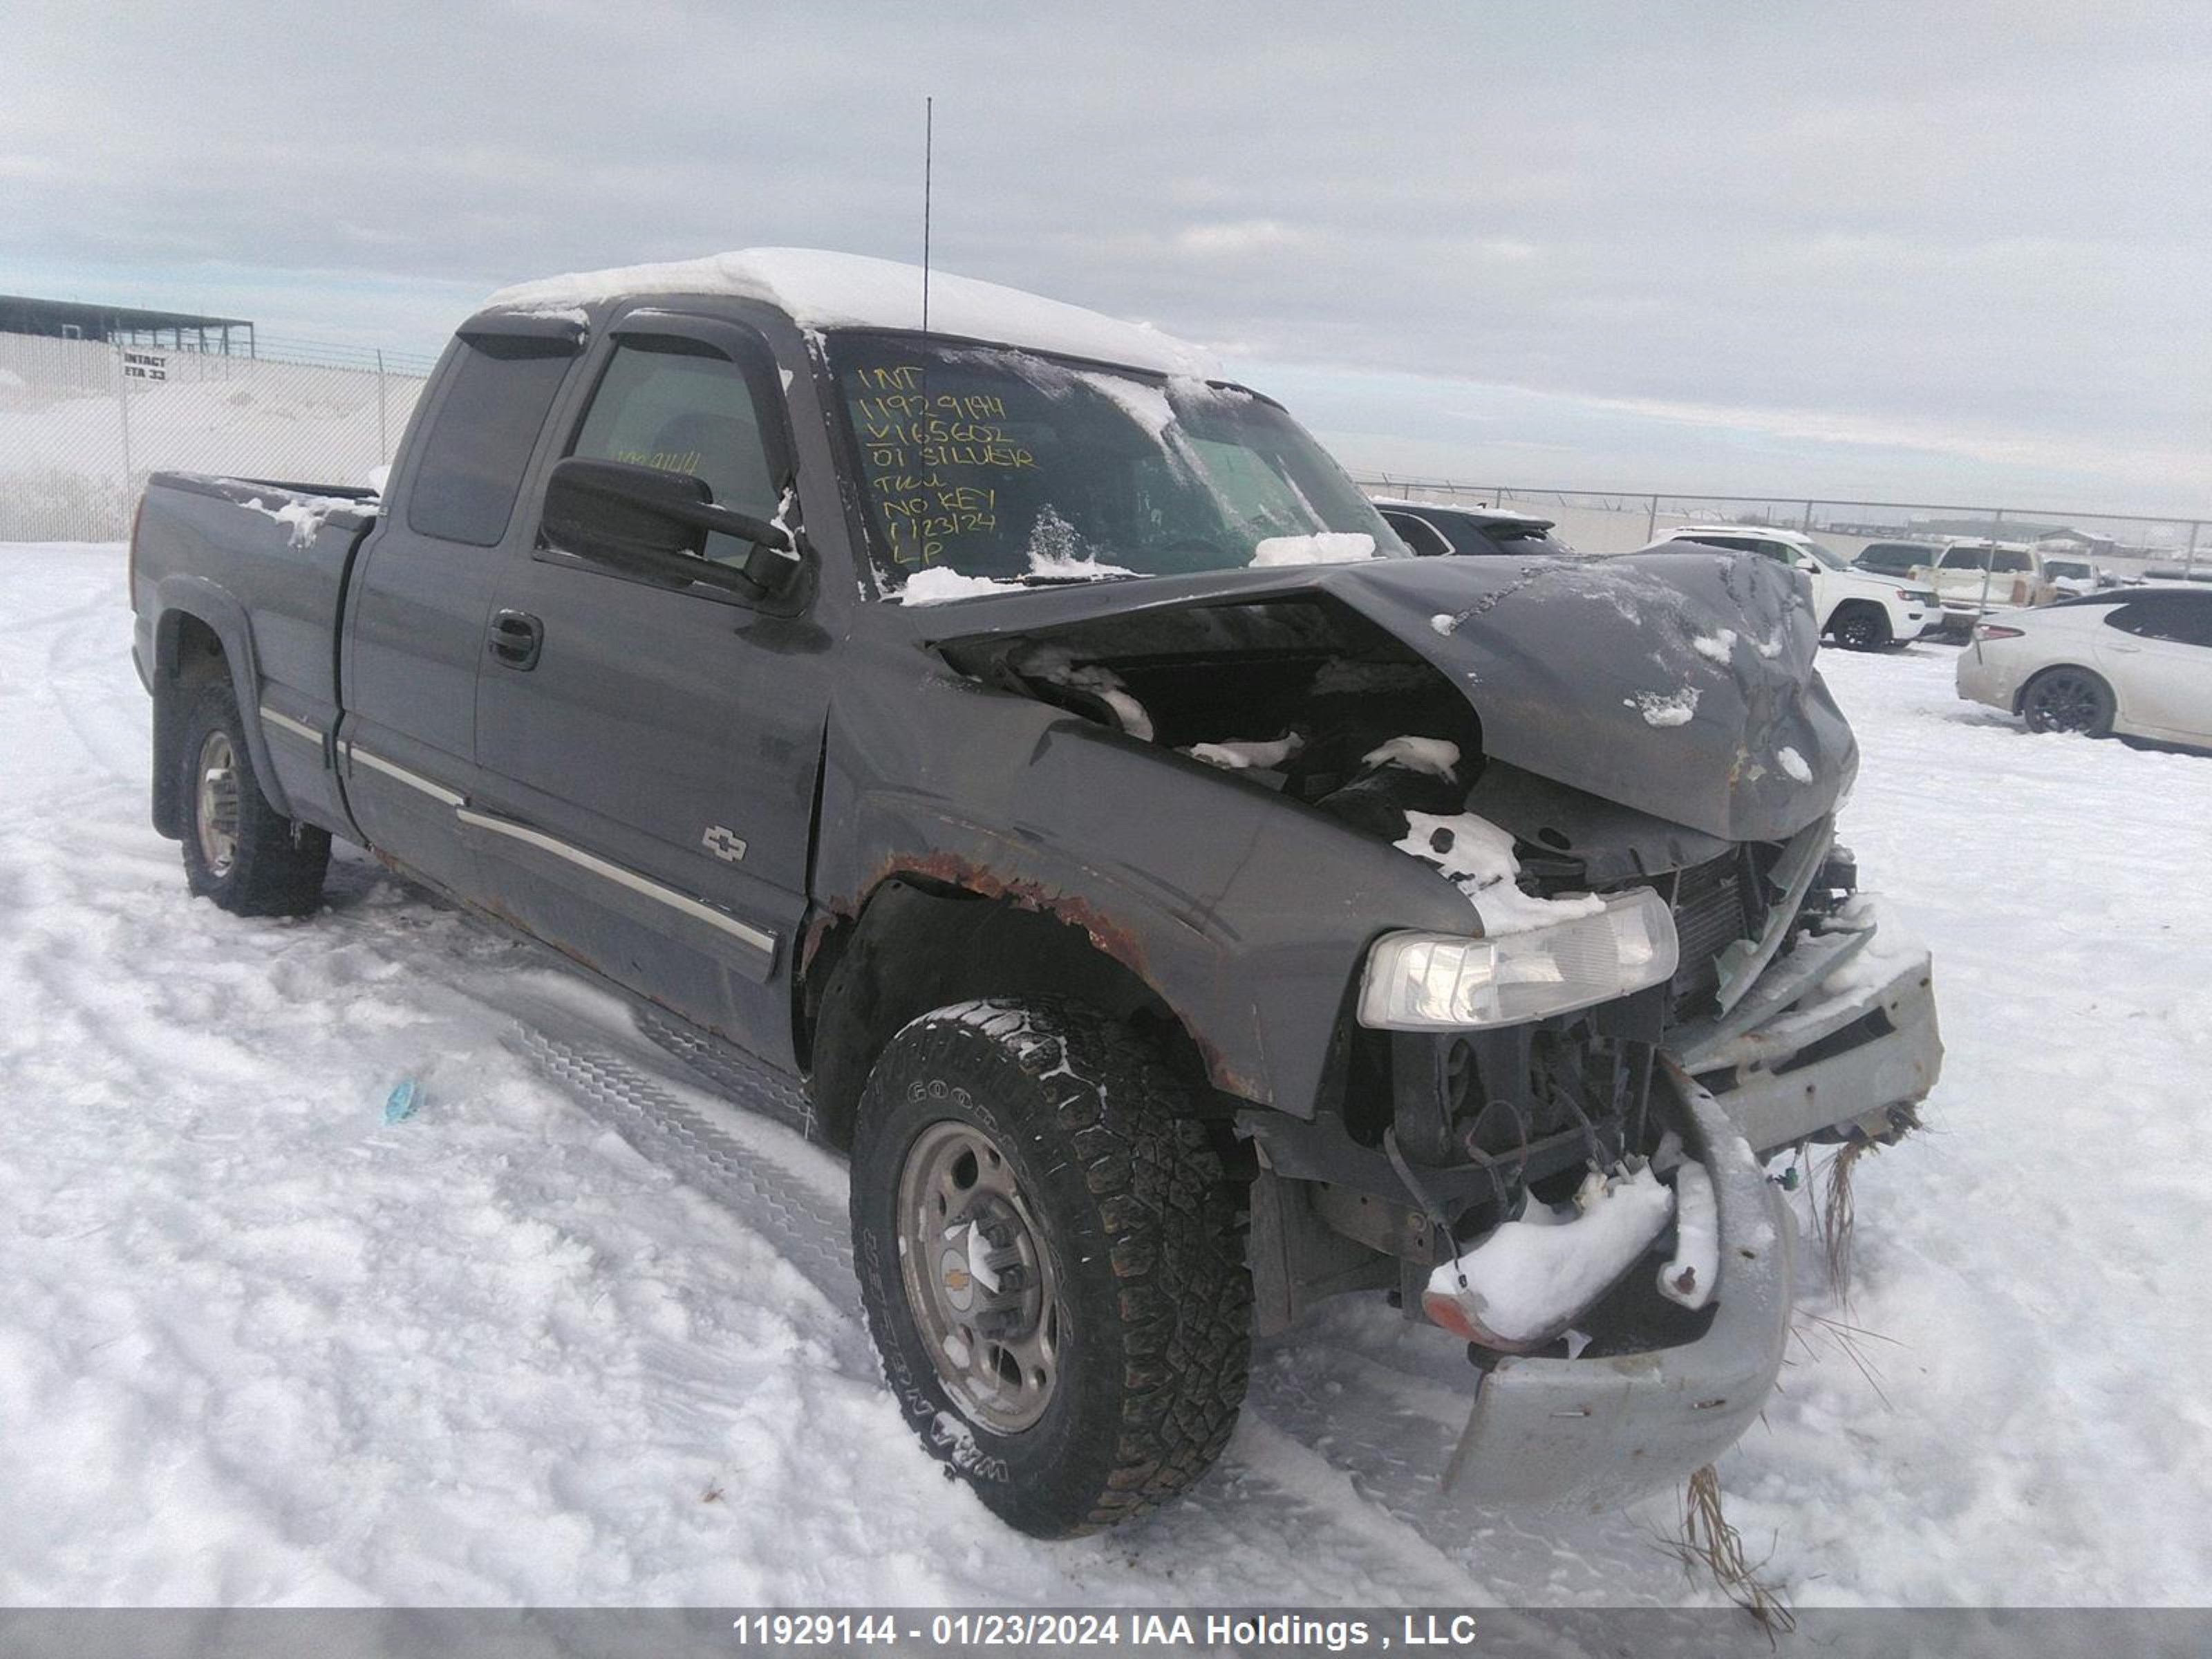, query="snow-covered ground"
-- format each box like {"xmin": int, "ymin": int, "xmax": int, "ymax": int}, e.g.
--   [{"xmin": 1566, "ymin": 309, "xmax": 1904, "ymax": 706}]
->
[{"xmin": 2, "ymin": 540, "xmax": 2207, "ymax": 1606}]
